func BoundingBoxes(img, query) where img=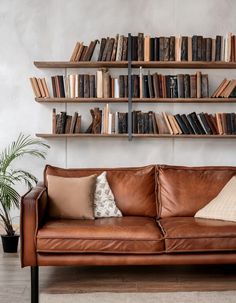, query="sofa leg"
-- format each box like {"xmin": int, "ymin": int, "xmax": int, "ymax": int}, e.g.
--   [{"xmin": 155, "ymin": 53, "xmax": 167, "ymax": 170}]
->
[{"xmin": 31, "ymin": 266, "xmax": 39, "ymax": 303}]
